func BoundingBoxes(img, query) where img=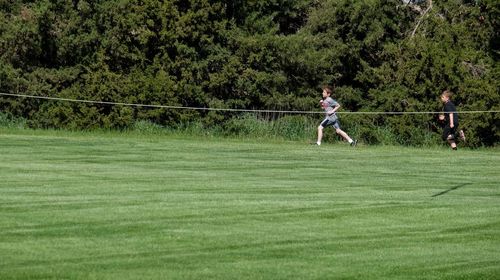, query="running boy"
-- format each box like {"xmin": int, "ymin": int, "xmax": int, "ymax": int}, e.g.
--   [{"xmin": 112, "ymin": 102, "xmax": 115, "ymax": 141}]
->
[
  {"xmin": 439, "ymin": 90, "xmax": 465, "ymax": 150},
  {"xmin": 314, "ymin": 86, "xmax": 357, "ymax": 146}
]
